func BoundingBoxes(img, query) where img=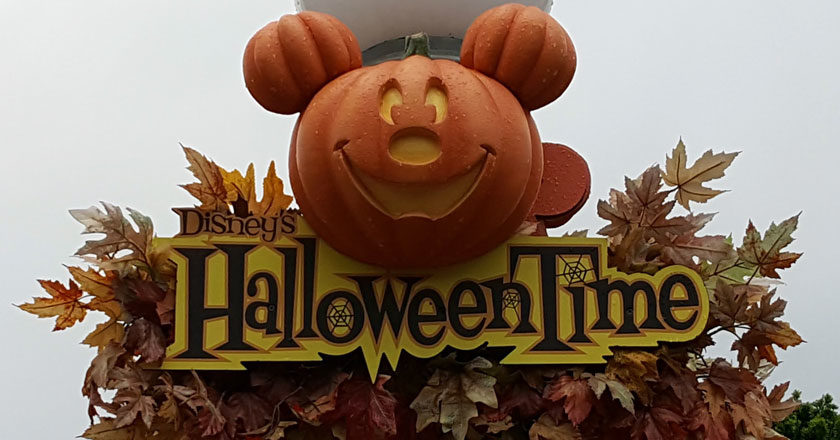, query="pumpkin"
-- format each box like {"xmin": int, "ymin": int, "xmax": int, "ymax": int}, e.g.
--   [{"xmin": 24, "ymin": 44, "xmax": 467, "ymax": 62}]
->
[
  {"xmin": 460, "ymin": 3, "xmax": 577, "ymax": 111},
  {"xmin": 243, "ymin": 11, "xmax": 362, "ymax": 115},
  {"xmin": 244, "ymin": 7, "xmax": 589, "ymax": 269},
  {"xmin": 290, "ymin": 51, "xmax": 543, "ymax": 268}
]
